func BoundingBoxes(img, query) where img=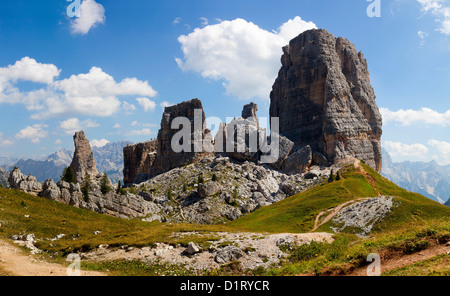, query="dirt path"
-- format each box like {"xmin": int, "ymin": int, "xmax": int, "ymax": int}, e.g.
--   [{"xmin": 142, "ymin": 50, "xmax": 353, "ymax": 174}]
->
[
  {"xmin": 349, "ymin": 243, "xmax": 450, "ymax": 276},
  {"xmin": 352, "ymin": 159, "xmax": 381, "ymax": 197},
  {"xmin": 0, "ymin": 239, "xmax": 105, "ymax": 276}
]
